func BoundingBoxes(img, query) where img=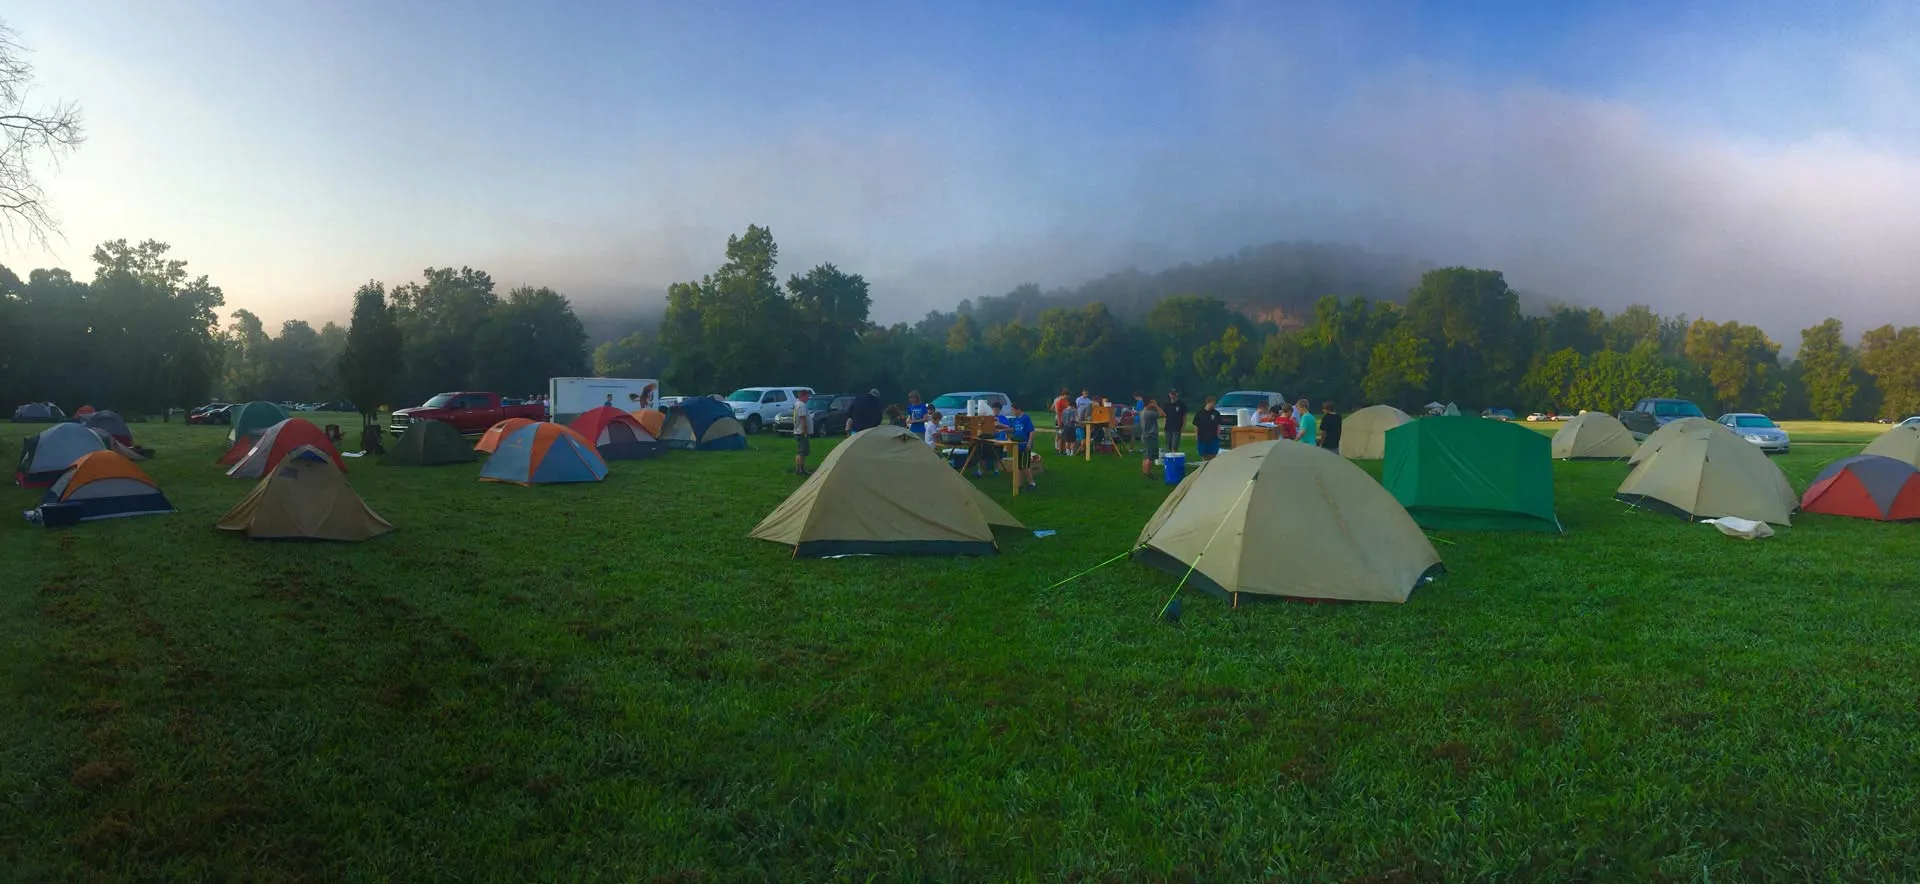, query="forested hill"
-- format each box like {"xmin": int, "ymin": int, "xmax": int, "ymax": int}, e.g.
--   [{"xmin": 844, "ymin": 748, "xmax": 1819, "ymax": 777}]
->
[{"xmin": 937, "ymin": 241, "xmax": 1443, "ymax": 330}]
